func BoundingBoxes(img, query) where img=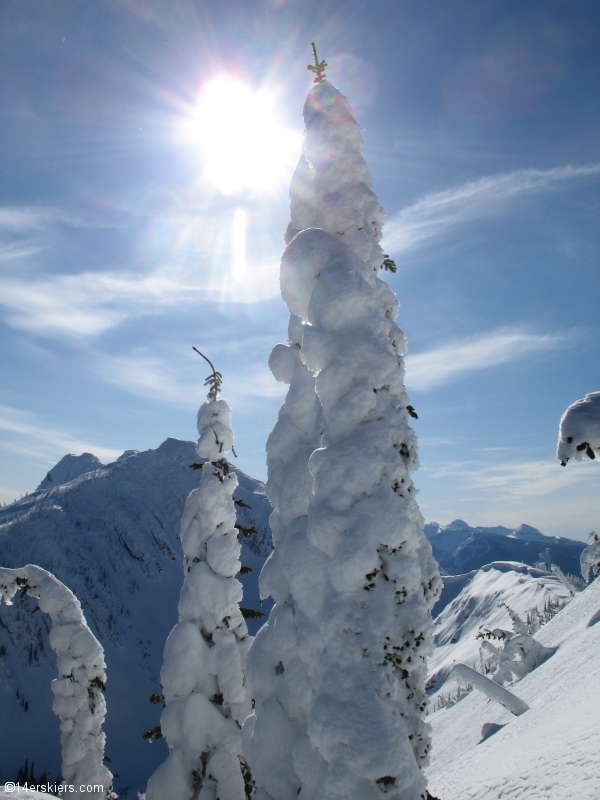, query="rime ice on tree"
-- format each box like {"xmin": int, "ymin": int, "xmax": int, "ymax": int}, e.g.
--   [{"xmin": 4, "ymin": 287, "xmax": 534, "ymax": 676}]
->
[
  {"xmin": 0, "ymin": 565, "xmax": 114, "ymax": 799},
  {"xmin": 146, "ymin": 354, "xmax": 252, "ymax": 800},
  {"xmin": 245, "ymin": 73, "xmax": 440, "ymax": 800},
  {"xmin": 557, "ymin": 391, "xmax": 600, "ymax": 466}
]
